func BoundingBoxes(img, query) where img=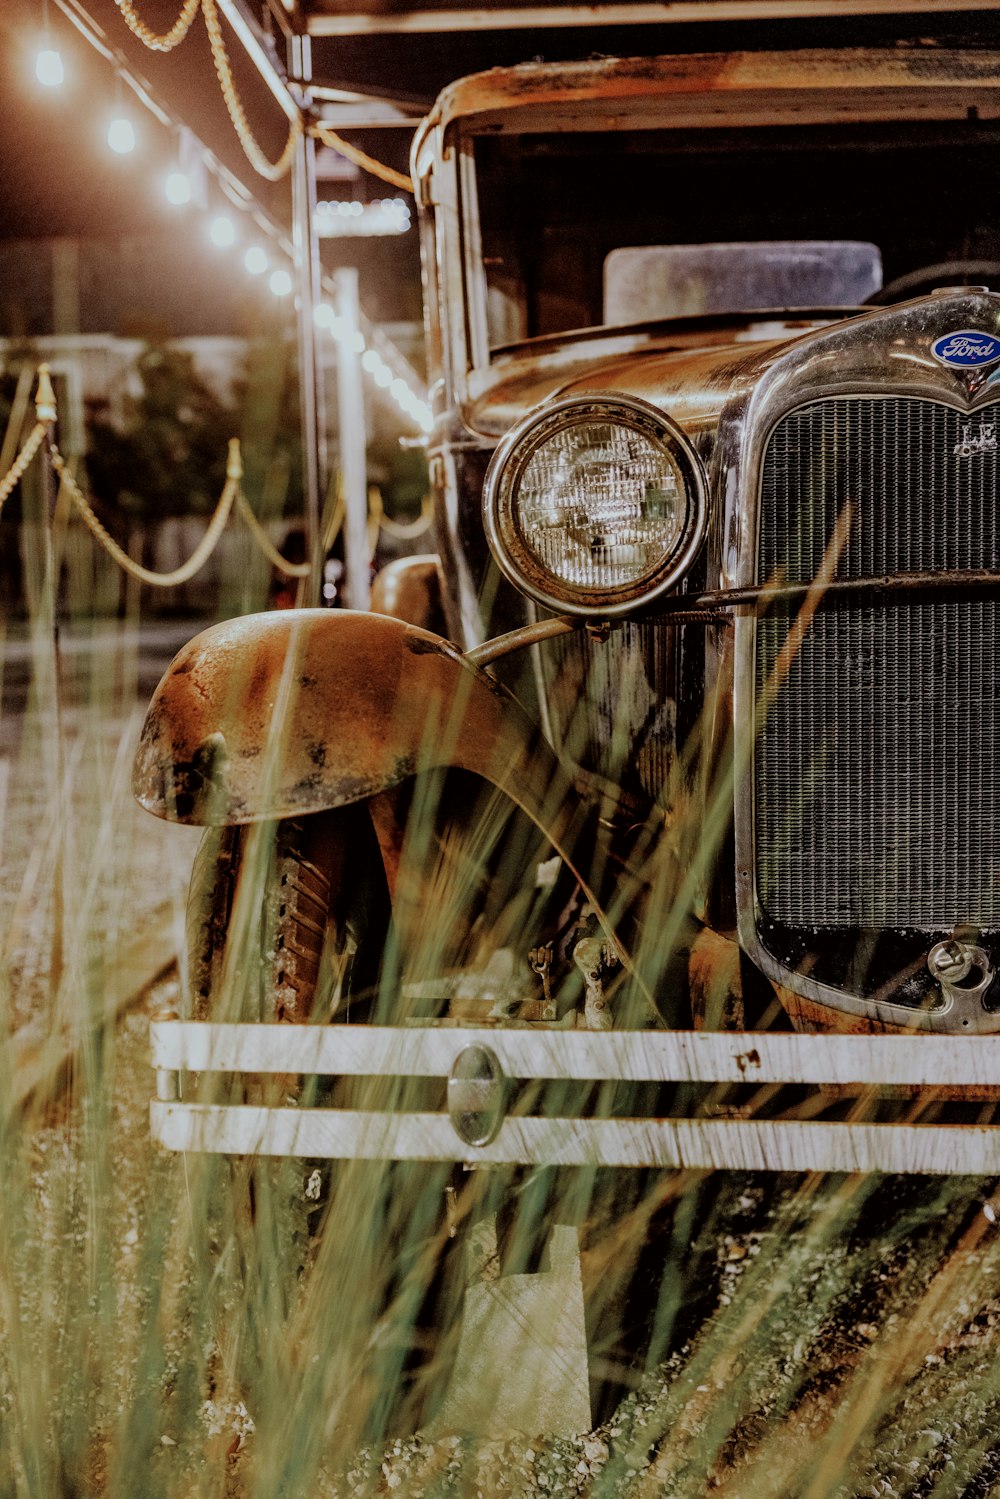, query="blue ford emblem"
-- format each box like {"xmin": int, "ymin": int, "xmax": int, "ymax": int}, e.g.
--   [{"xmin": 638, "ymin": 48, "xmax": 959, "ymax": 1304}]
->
[{"xmin": 931, "ymin": 330, "xmax": 1000, "ymax": 369}]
